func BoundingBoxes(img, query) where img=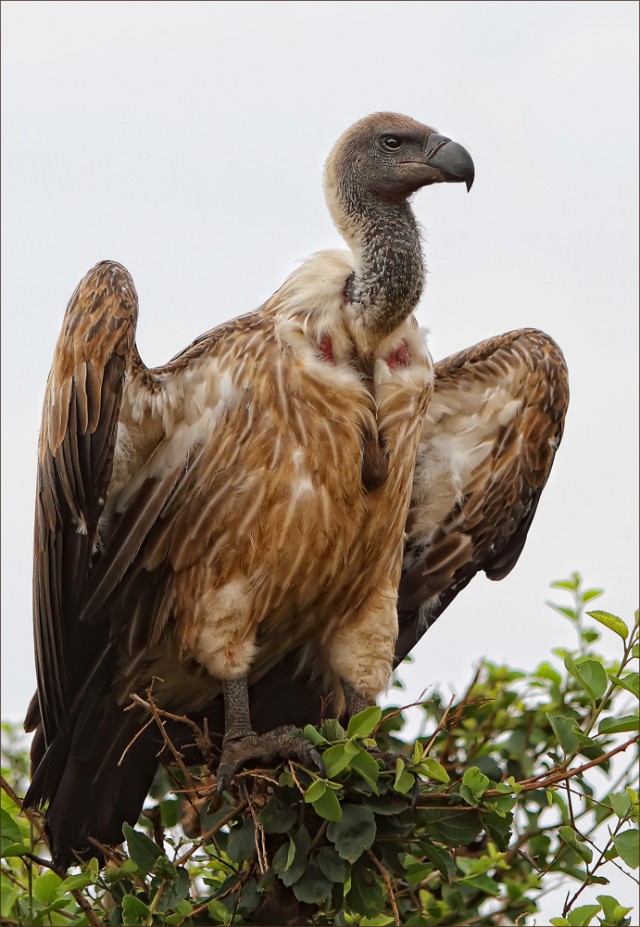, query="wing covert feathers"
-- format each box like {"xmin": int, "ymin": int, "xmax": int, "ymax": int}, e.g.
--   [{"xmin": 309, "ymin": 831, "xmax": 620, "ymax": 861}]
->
[{"xmin": 396, "ymin": 328, "xmax": 569, "ymax": 662}]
